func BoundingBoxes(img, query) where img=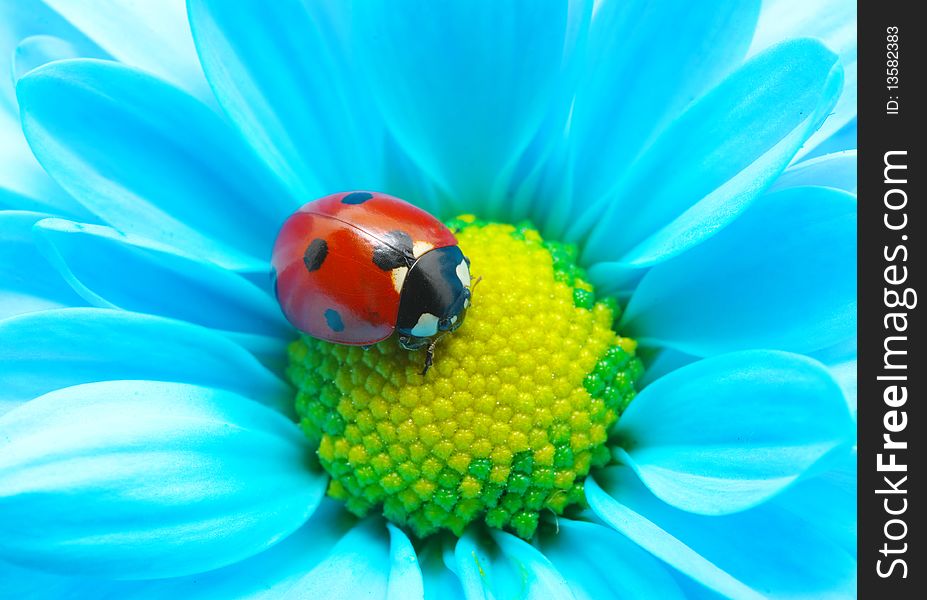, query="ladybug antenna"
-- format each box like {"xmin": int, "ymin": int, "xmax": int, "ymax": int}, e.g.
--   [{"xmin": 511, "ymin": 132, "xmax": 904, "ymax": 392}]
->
[
  {"xmin": 421, "ymin": 331, "xmax": 451, "ymax": 376},
  {"xmin": 468, "ymin": 275, "xmax": 483, "ymax": 305}
]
